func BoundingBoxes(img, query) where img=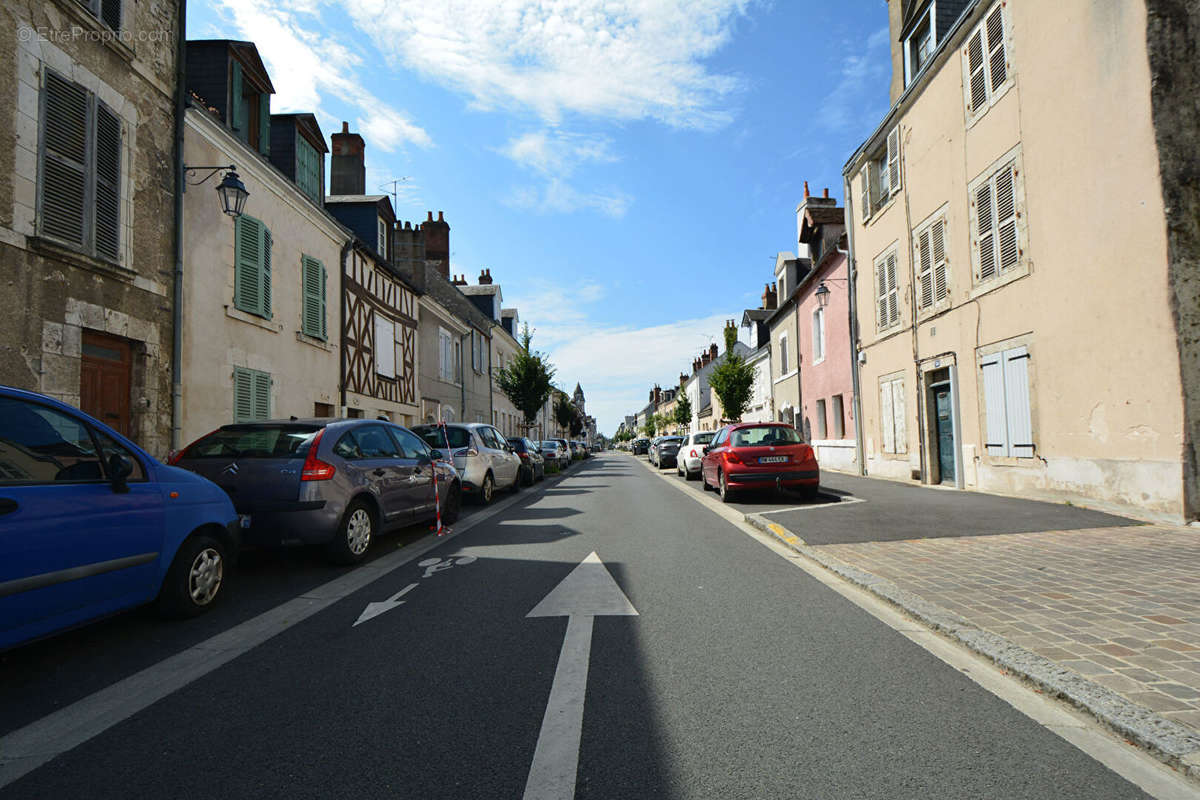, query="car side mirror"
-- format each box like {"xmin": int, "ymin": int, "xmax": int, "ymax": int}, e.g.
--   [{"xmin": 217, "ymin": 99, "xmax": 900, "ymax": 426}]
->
[
  {"xmin": 702, "ymin": 445, "xmax": 711, "ymax": 454},
  {"xmin": 108, "ymin": 453, "xmax": 133, "ymax": 493}
]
